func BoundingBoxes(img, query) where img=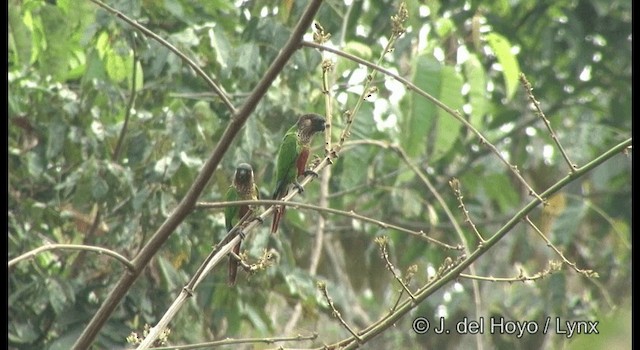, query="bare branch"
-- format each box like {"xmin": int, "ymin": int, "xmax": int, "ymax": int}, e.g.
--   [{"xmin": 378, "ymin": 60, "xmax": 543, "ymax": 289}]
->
[
  {"xmin": 301, "ymin": 41, "xmax": 546, "ymax": 204},
  {"xmin": 520, "ymin": 73, "xmax": 578, "ymax": 172},
  {"xmin": 89, "ymin": 0, "xmax": 236, "ymax": 113},
  {"xmin": 524, "ymin": 216, "xmax": 598, "ymax": 277},
  {"xmin": 449, "ymin": 178, "xmax": 486, "ymax": 244},
  {"xmin": 318, "ymin": 281, "xmax": 362, "ymax": 343},
  {"xmin": 8, "ymin": 244, "xmax": 134, "ymax": 272},
  {"xmin": 197, "ymin": 199, "xmax": 462, "ymax": 250},
  {"xmin": 375, "ymin": 236, "xmax": 416, "ymax": 301}
]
